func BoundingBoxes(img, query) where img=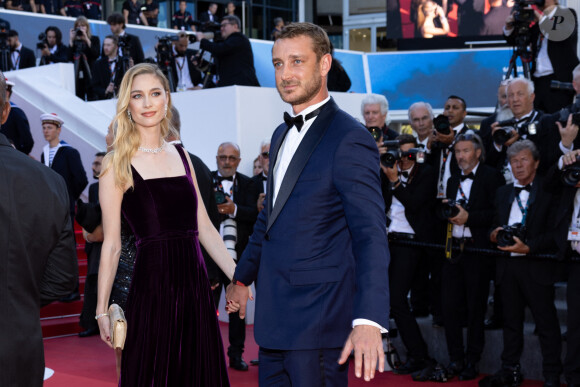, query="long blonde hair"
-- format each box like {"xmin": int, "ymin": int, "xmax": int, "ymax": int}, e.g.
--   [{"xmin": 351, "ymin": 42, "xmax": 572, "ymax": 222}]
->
[{"xmin": 103, "ymin": 63, "xmax": 176, "ymax": 189}]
